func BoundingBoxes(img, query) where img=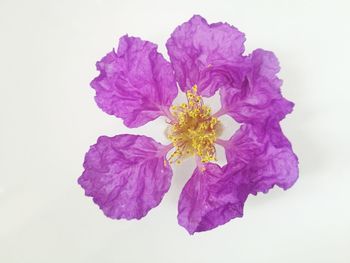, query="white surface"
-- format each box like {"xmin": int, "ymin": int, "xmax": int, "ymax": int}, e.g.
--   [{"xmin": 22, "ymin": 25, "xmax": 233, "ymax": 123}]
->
[{"xmin": 1, "ymin": 0, "xmax": 350, "ymax": 262}]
